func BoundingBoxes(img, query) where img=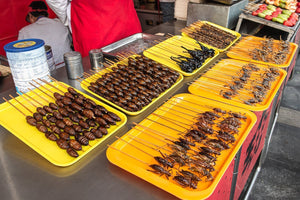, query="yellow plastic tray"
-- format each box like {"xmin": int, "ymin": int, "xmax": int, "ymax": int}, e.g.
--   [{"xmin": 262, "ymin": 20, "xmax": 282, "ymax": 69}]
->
[
  {"xmin": 227, "ymin": 35, "xmax": 298, "ymax": 68},
  {"xmin": 188, "ymin": 59, "xmax": 287, "ymax": 111},
  {"xmin": 181, "ymin": 21, "xmax": 241, "ymax": 52},
  {"xmin": 143, "ymin": 35, "xmax": 219, "ymax": 76},
  {"xmin": 81, "ymin": 55, "xmax": 183, "ymax": 115},
  {"xmin": 107, "ymin": 93, "xmax": 256, "ymax": 200},
  {"xmin": 0, "ymin": 82, "xmax": 127, "ymax": 167}
]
